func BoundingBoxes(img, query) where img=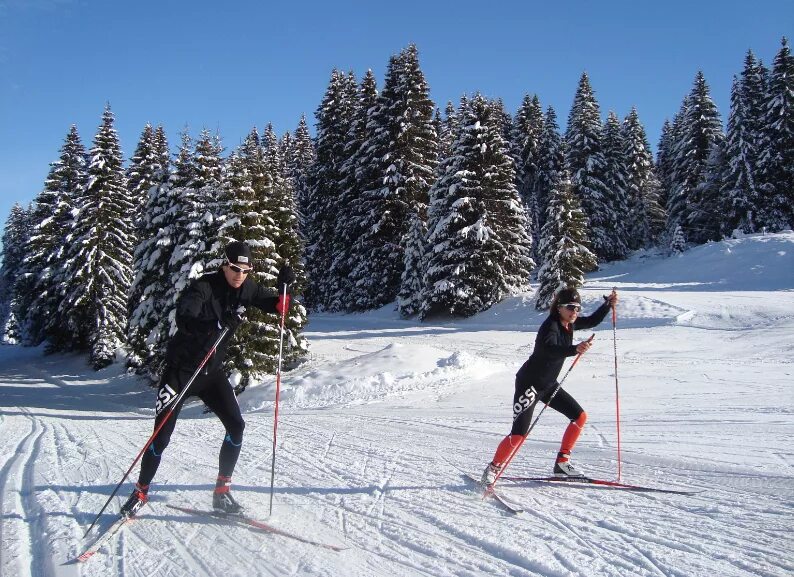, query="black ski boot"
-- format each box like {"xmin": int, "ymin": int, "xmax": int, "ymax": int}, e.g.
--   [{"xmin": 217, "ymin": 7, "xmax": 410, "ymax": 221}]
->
[
  {"xmin": 120, "ymin": 484, "xmax": 149, "ymax": 518},
  {"xmin": 212, "ymin": 491, "xmax": 243, "ymax": 515}
]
